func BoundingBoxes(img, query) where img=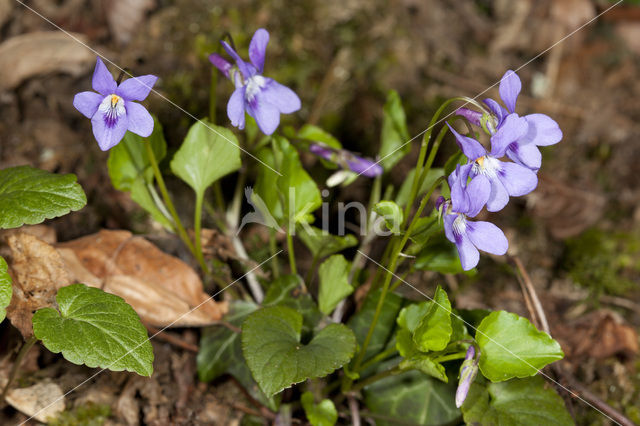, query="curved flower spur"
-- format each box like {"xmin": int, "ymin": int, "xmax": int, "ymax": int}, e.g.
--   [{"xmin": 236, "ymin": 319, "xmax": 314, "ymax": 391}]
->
[
  {"xmin": 210, "ymin": 29, "xmax": 301, "ymax": 135},
  {"xmin": 73, "ymin": 58, "xmax": 158, "ymax": 151}
]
